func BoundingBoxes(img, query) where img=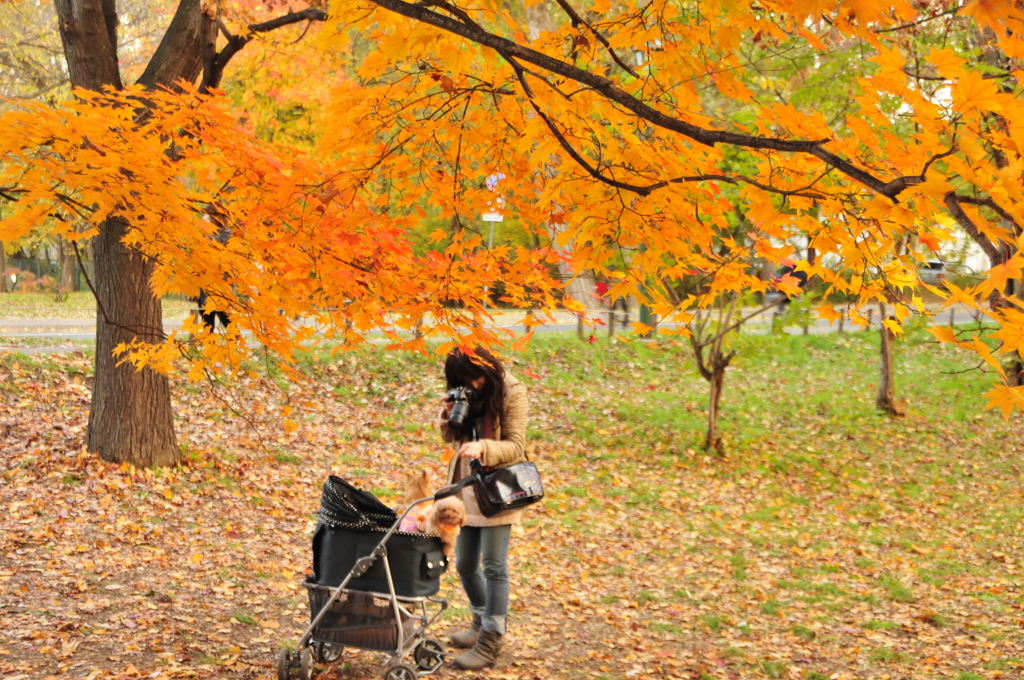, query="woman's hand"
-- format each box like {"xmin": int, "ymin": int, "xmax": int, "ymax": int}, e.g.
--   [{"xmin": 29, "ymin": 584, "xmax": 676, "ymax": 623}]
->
[
  {"xmin": 440, "ymin": 397, "xmax": 453, "ymax": 419},
  {"xmin": 457, "ymin": 441, "xmax": 485, "ymax": 460}
]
